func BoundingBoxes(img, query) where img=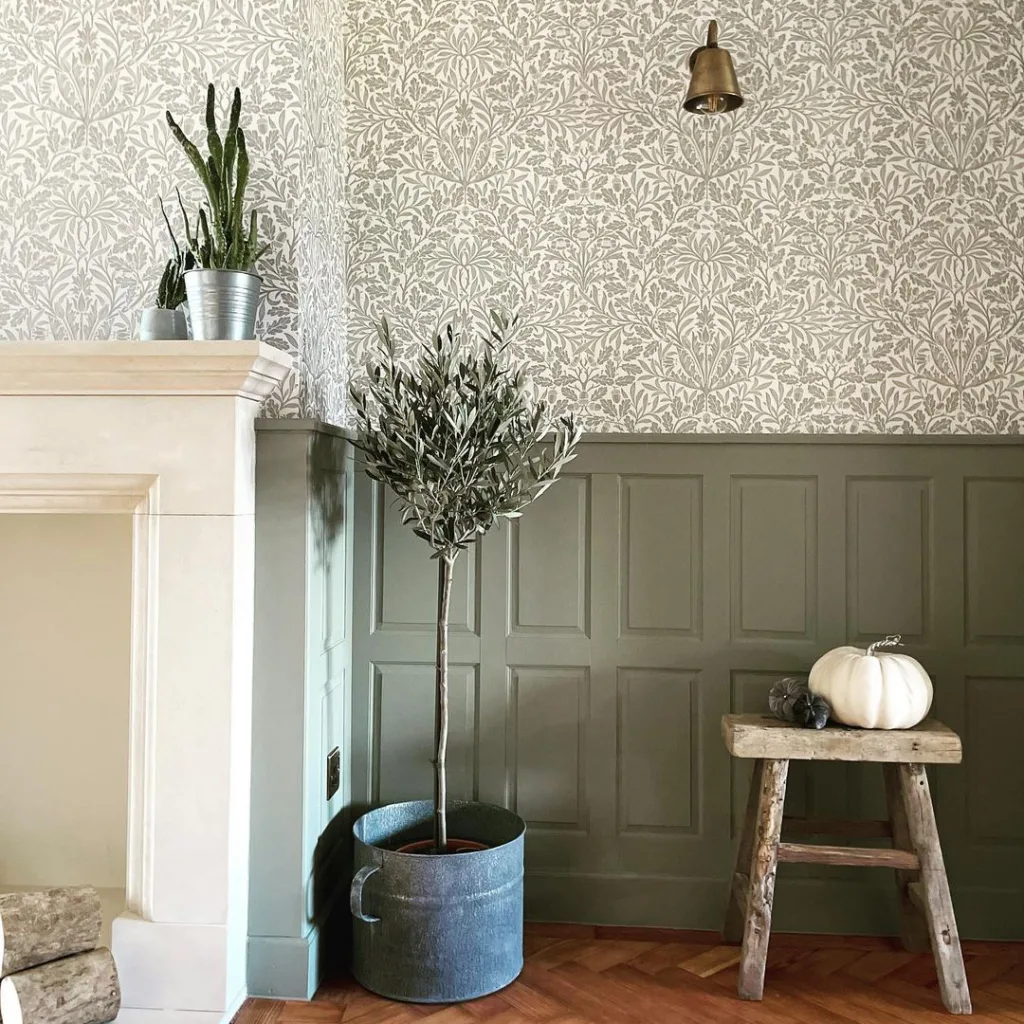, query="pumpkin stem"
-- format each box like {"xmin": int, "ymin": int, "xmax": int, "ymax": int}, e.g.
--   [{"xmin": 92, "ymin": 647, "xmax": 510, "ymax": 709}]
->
[{"xmin": 867, "ymin": 634, "xmax": 903, "ymax": 656}]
